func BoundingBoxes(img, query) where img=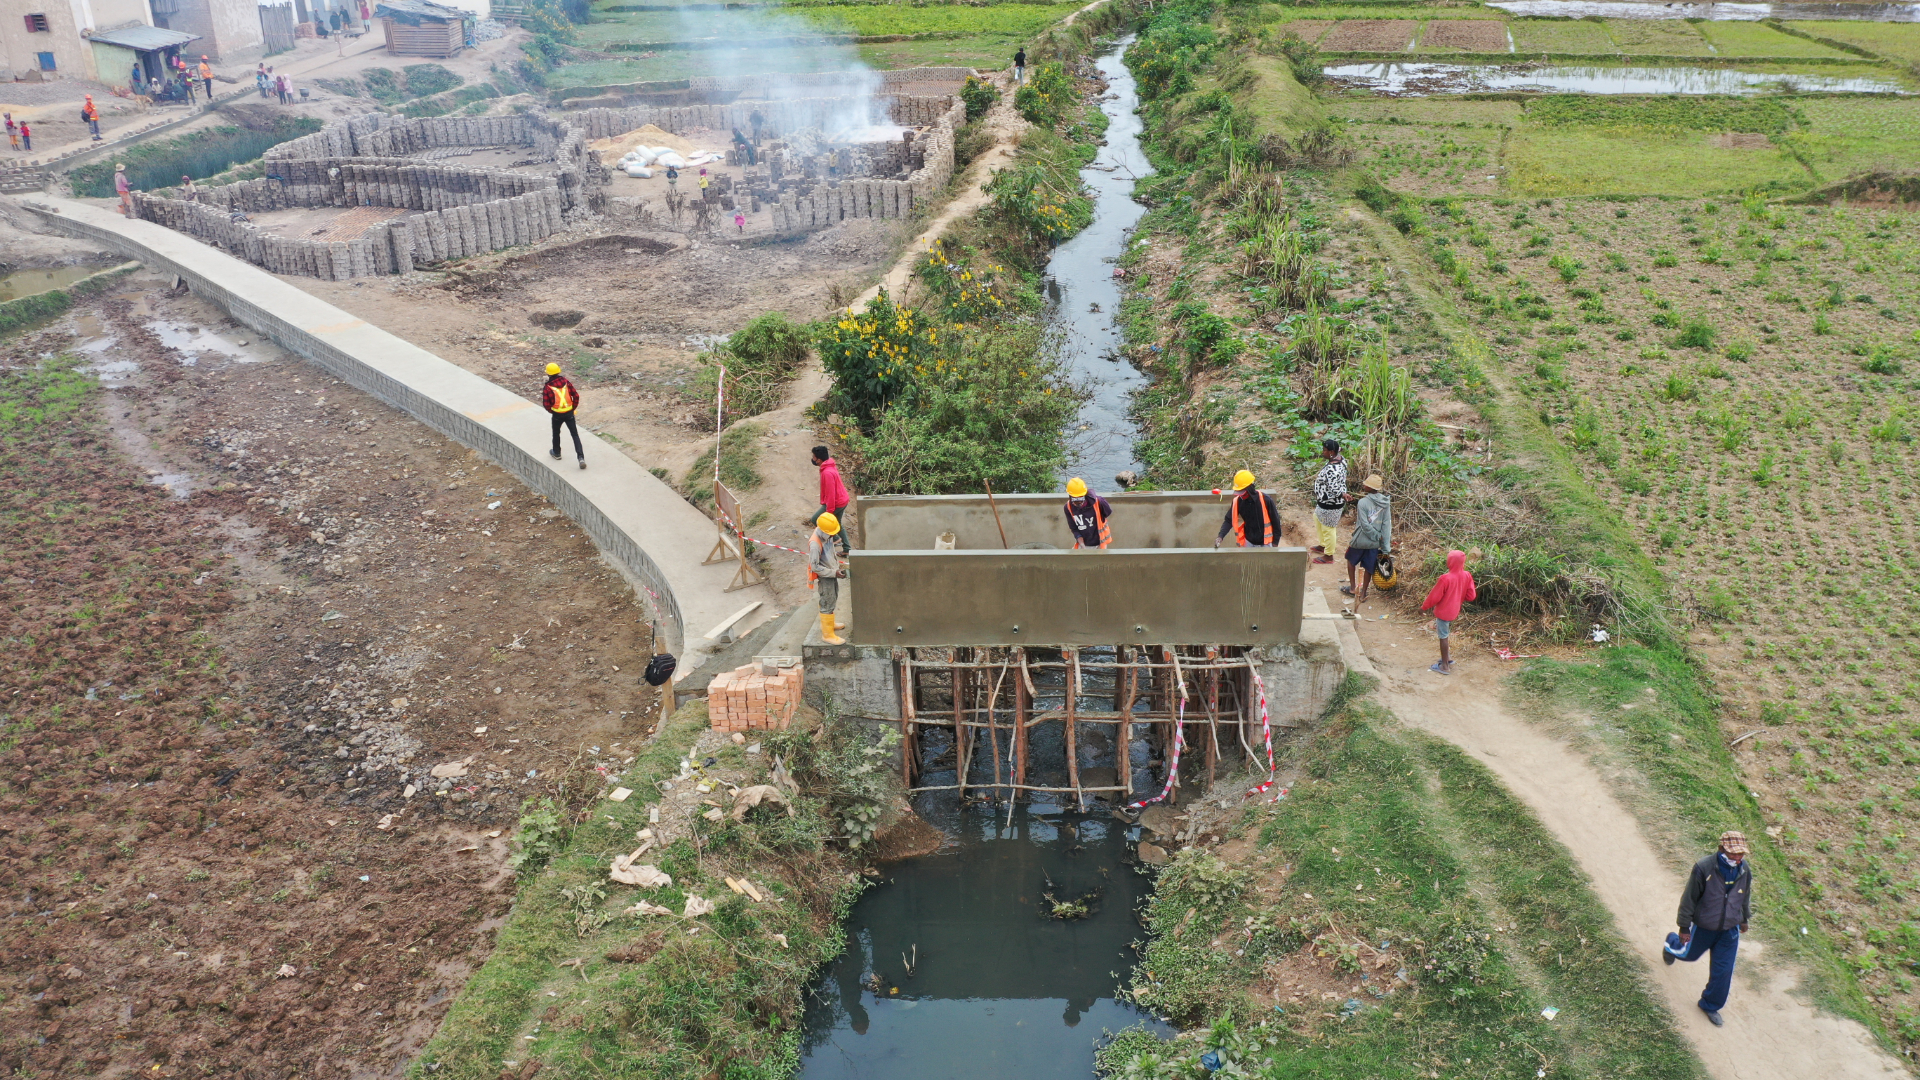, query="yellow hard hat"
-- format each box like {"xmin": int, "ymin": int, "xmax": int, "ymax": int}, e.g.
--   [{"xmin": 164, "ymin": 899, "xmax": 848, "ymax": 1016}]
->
[
  {"xmin": 545, "ymin": 362, "xmax": 561, "ymax": 375},
  {"xmin": 1066, "ymin": 477, "xmax": 1088, "ymax": 498},
  {"xmin": 818, "ymin": 512, "xmax": 841, "ymax": 536},
  {"xmin": 1233, "ymin": 469, "xmax": 1256, "ymax": 490}
]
